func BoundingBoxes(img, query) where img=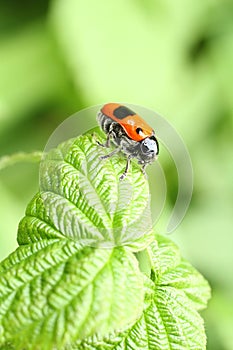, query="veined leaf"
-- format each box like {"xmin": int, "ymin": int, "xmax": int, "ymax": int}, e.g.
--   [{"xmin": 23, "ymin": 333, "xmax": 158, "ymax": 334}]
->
[
  {"xmin": 108, "ymin": 287, "xmax": 207, "ymax": 350},
  {"xmin": 18, "ymin": 131, "xmax": 153, "ymax": 249},
  {"xmin": 159, "ymin": 258, "xmax": 211, "ymax": 311},
  {"xmin": 77, "ymin": 292, "xmax": 207, "ymax": 350},
  {"xmin": 149, "ymin": 234, "xmax": 180, "ymax": 275},
  {"xmin": 76, "ymin": 234, "xmax": 211, "ymax": 350},
  {"xmin": 153, "ymin": 234, "xmax": 211, "ymax": 310},
  {"xmin": 0, "ymin": 131, "xmax": 210, "ymax": 349},
  {"xmin": 0, "ymin": 240, "xmax": 144, "ymax": 349}
]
